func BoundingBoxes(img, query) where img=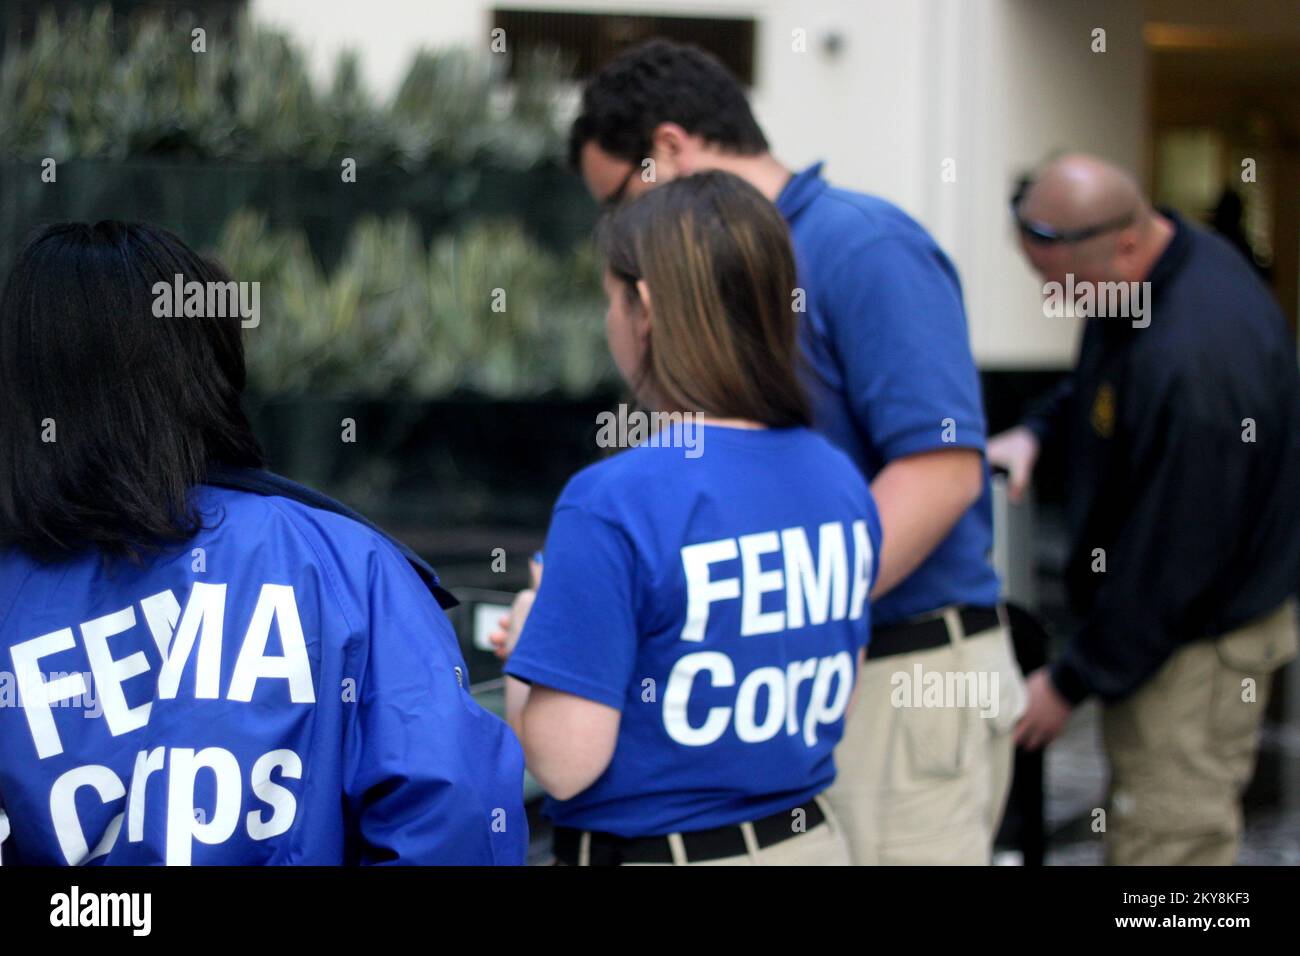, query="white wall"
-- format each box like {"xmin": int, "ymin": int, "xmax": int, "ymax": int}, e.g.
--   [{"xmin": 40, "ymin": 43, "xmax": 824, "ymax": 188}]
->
[
  {"xmin": 953, "ymin": 0, "xmax": 1148, "ymax": 367},
  {"xmin": 251, "ymin": 0, "xmax": 1148, "ymax": 368},
  {"xmin": 249, "ymin": 0, "xmax": 486, "ymax": 93}
]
